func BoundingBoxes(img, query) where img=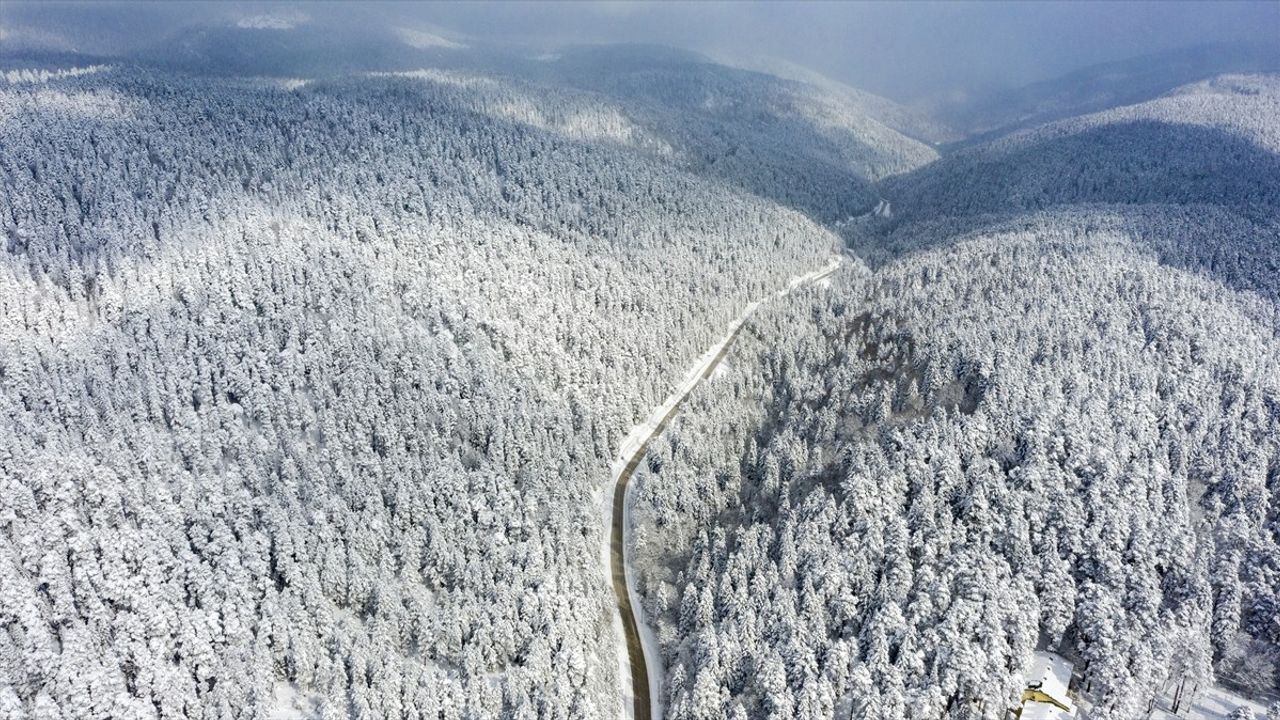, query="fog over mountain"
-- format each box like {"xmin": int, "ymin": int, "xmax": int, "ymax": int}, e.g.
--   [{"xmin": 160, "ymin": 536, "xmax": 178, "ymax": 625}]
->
[
  {"xmin": 3, "ymin": 1, "xmax": 1278, "ymax": 105},
  {"xmin": 1, "ymin": 3, "xmax": 1278, "ymax": 720}
]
